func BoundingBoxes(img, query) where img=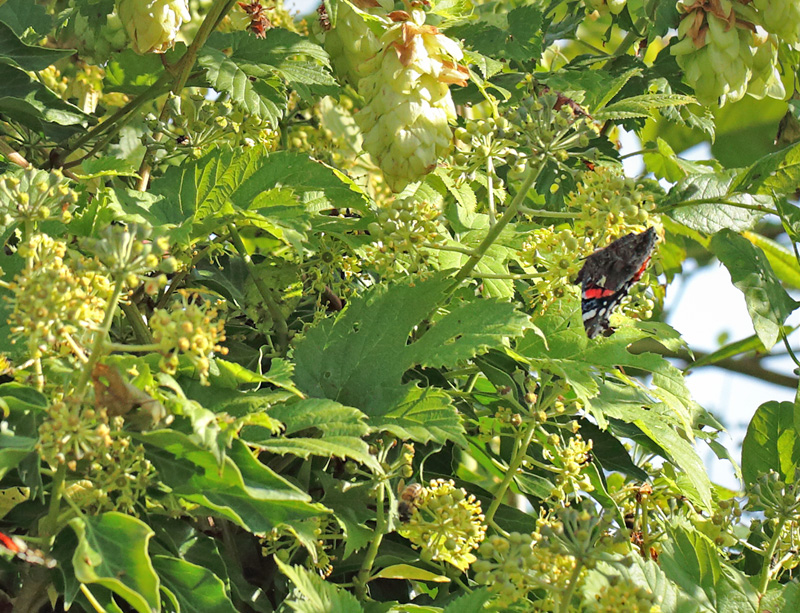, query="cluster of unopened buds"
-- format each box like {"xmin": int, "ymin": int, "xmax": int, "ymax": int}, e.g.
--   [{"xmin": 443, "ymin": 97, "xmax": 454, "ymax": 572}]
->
[
  {"xmin": 0, "ymin": 168, "xmax": 77, "ymax": 229},
  {"xmin": 82, "ymin": 224, "xmax": 175, "ymax": 293},
  {"xmin": 367, "ymin": 197, "xmax": 444, "ymax": 275},
  {"xmin": 149, "ymin": 293, "xmax": 228, "ymax": 384},
  {"xmin": 397, "ymin": 478, "xmax": 486, "ymax": 571},
  {"xmin": 37, "ymin": 400, "xmax": 112, "ymax": 470},
  {"xmin": 585, "ymin": 576, "xmax": 660, "ymax": 612},
  {"xmin": 473, "ymin": 527, "xmax": 577, "ymax": 607},
  {"xmin": 452, "ymin": 116, "xmax": 525, "ymax": 184}
]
